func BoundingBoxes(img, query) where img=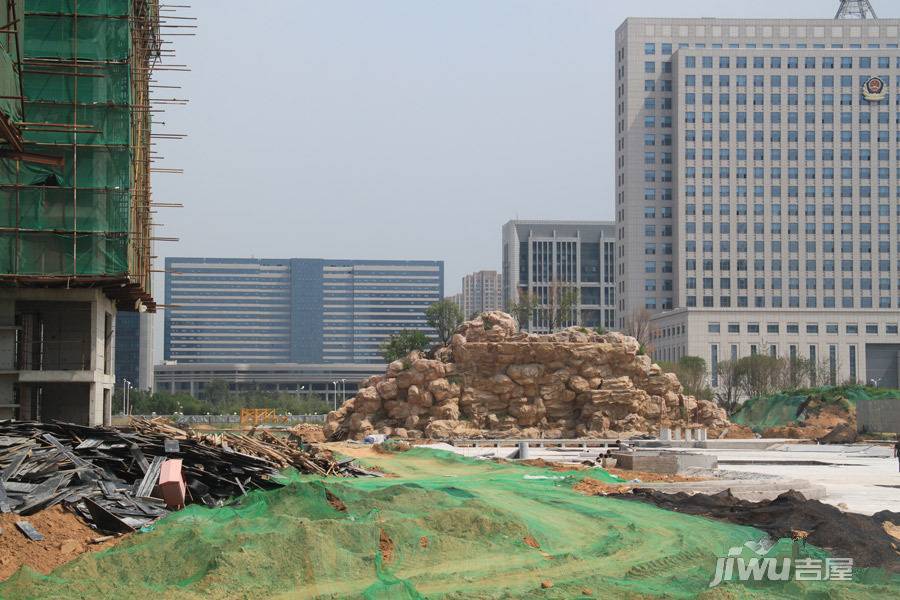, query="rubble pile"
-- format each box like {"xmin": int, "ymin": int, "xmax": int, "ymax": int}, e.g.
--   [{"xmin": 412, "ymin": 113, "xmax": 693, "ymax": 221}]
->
[
  {"xmin": 0, "ymin": 418, "xmax": 372, "ymax": 535},
  {"xmin": 325, "ymin": 312, "xmax": 729, "ymax": 440}
]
